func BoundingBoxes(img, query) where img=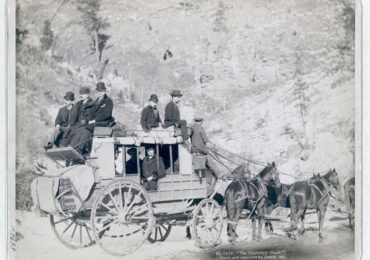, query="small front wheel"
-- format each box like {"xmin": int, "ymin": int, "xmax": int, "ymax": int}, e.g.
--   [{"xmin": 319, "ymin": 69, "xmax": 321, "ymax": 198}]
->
[{"xmin": 192, "ymin": 198, "xmax": 223, "ymax": 248}]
